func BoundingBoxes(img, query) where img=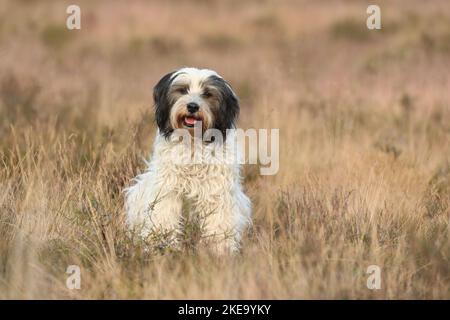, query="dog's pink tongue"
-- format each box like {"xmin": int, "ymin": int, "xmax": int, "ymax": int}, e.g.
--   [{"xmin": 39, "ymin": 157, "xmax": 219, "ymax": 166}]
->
[{"xmin": 185, "ymin": 117, "xmax": 196, "ymax": 125}]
